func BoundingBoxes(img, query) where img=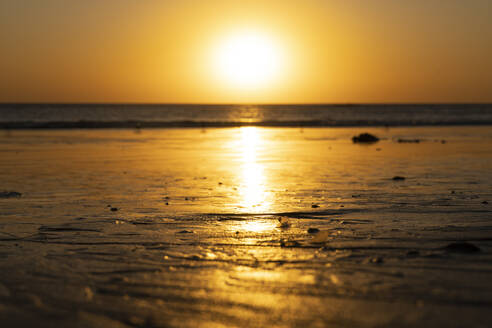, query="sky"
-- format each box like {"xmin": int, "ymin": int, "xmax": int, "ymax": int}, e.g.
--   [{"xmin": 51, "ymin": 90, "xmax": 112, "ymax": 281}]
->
[{"xmin": 1, "ymin": 0, "xmax": 491, "ymax": 104}]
